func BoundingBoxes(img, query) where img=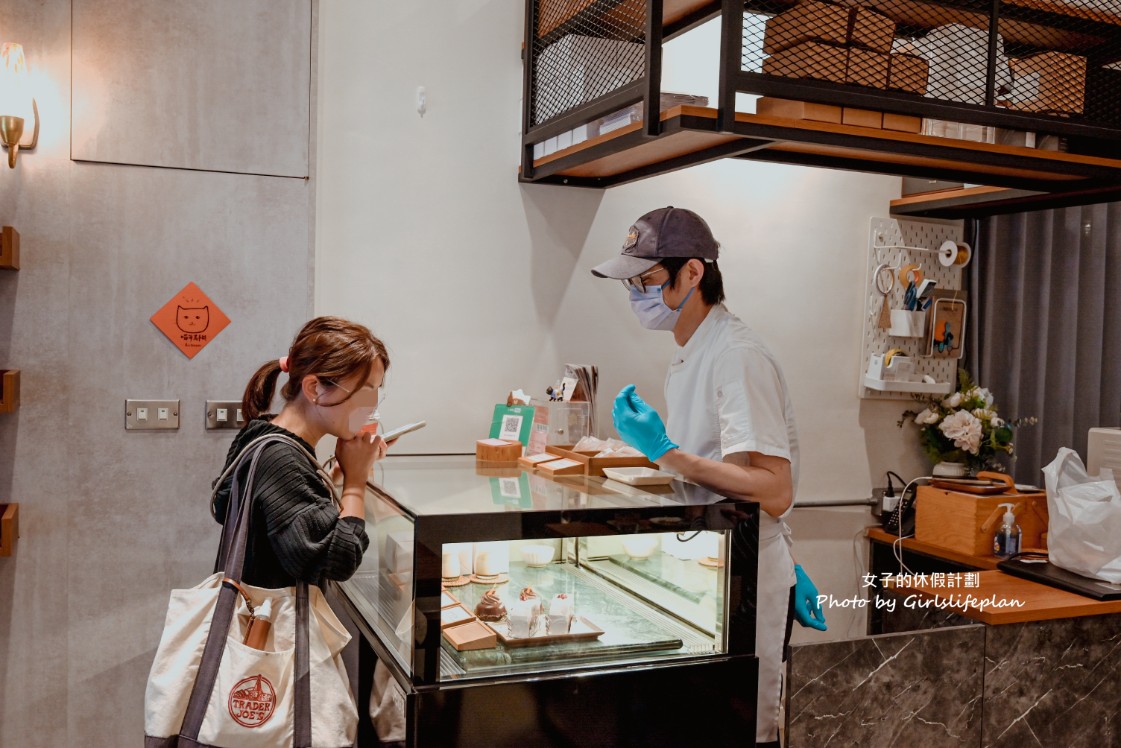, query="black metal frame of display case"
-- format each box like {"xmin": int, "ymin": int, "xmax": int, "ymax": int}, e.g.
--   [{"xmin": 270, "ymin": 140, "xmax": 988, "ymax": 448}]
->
[
  {"xmin": 334, "ymin": 476, "xmax": 762, "ymax": 747},
  {"xmin": 520, "ymin": 0, "xmax": 1121, "ymax": 199}
]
